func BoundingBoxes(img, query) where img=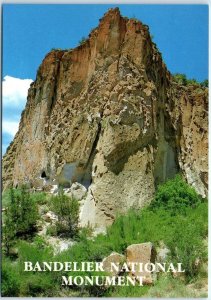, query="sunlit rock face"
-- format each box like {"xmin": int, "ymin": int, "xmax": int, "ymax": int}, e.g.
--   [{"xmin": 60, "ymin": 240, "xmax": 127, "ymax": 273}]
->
[{"xmin": 2, "ymin": 8, "xmax": 208, "ymax": 227}]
